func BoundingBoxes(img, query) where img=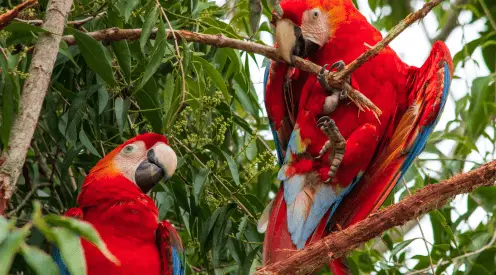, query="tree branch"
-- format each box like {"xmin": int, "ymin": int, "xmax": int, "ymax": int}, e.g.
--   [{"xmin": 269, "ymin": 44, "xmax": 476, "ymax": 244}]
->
[
  {"xmin": 14, "ymin": 12, "xmax": 105, "ymax": 27},
  {"xmin": 0, "ymin": 0, "xmax": 38, "ymax": 30},
  {"xmin": 0, "ymin": 0, "xmax": 74, "ymax": 215},
  {"xmin": 255, "ymin": 160, "xmax": 496, "ymax": 274}
]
